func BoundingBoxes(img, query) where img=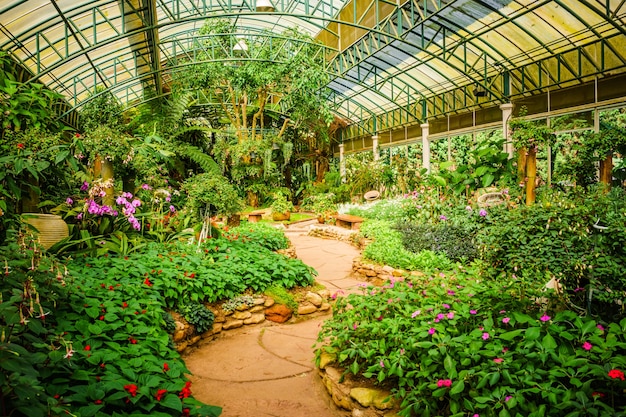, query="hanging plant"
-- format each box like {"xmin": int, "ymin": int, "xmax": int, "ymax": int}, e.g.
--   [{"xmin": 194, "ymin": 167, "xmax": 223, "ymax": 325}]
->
[{"xmin": 282, "ymin": 142, "xmax": 293, "ymax": 167}]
